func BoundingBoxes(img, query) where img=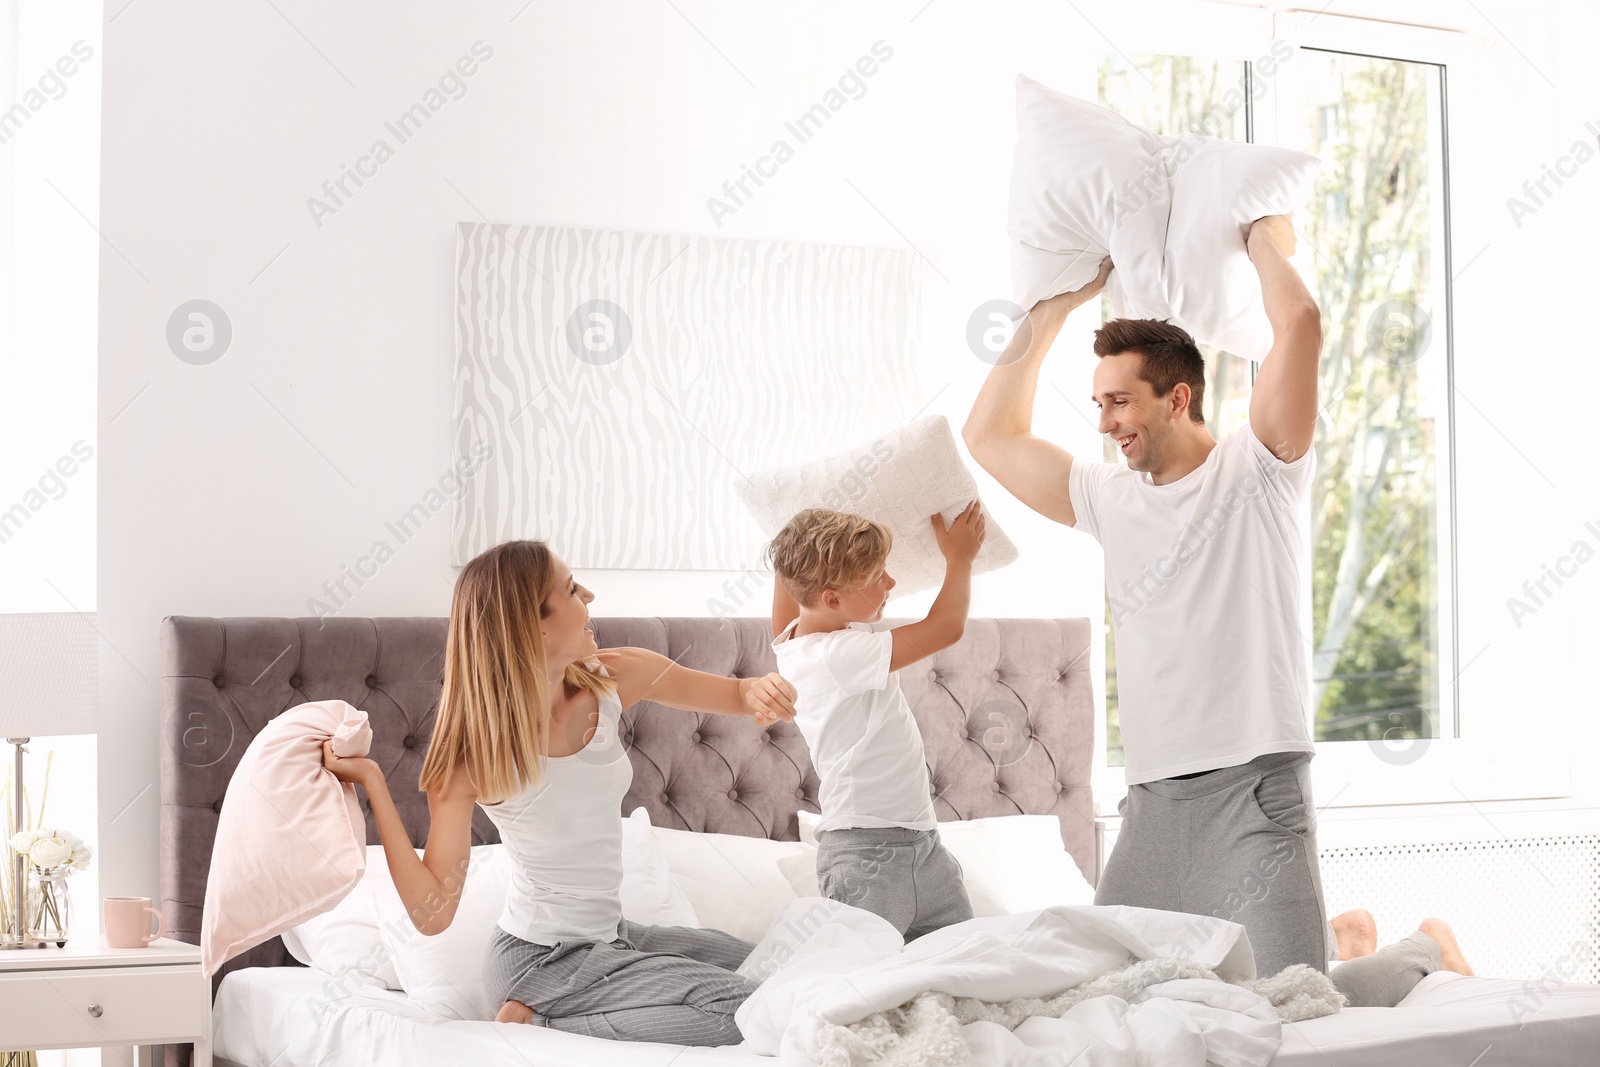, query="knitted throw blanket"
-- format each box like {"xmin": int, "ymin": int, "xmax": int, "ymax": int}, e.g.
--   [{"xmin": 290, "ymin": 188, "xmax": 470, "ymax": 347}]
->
[{"xmin": 811, "ymin": 957, "xmax": 1345, "ymax": 1067}]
